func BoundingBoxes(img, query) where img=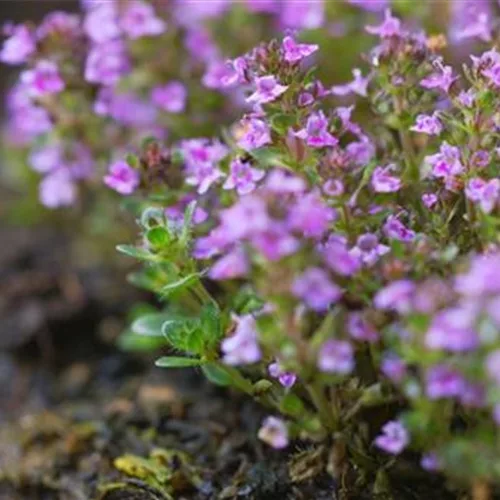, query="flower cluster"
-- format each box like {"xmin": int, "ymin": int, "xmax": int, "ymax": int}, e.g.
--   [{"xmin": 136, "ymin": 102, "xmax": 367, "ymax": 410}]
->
[{"xmin": 4, "ymin": 3, "xmax": 500, "ymax": 498}]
